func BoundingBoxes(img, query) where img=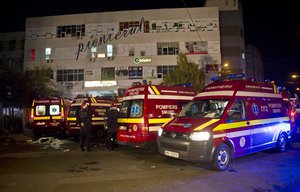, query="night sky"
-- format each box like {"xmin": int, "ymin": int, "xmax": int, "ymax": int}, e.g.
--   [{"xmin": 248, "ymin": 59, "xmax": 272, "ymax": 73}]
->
[{"xmin": 1, "ymin": 0, "xmax": 299, "ymax": 91}]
